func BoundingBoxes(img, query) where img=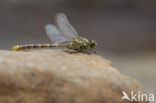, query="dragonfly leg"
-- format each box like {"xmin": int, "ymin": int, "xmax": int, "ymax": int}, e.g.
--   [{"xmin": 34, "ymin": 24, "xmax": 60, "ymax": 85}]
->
[
  {"xmin": 85, "ymin": 50, "xmax": 97, "ymax": 54},
  {"xmin": 93, "ymin": 50, "xmax": 97, "ymax": 54},
  {"xmin": 64, "ymin": 49, "xmax": 80, "ymax": 54}
]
